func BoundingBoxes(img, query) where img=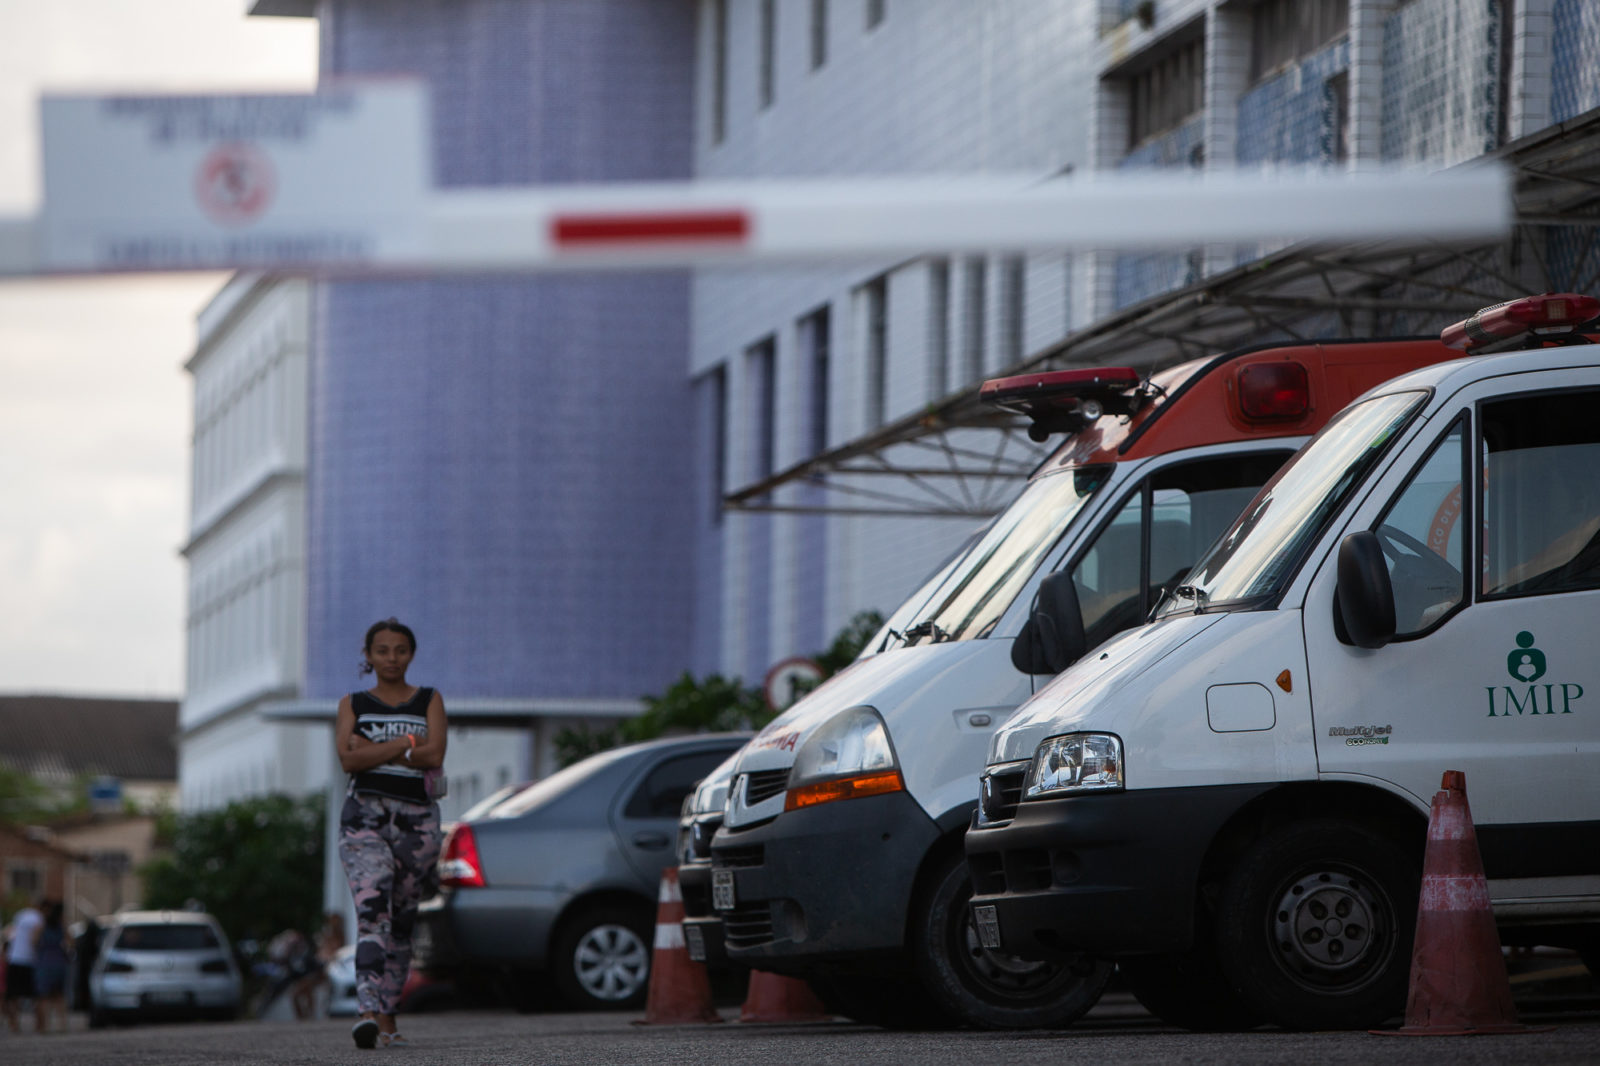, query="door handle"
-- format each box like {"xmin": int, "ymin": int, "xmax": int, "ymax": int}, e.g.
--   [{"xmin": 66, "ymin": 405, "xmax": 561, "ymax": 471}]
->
[{"xmin": 632, "ymin": 831, "xmax": 670, "ymax": 850}]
